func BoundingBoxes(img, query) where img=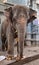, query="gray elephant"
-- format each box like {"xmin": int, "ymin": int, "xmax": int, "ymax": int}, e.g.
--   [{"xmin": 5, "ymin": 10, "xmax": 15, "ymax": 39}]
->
[{"xmin": 2, "ymin": 6, "xmax": 29, "ymax": 60}]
